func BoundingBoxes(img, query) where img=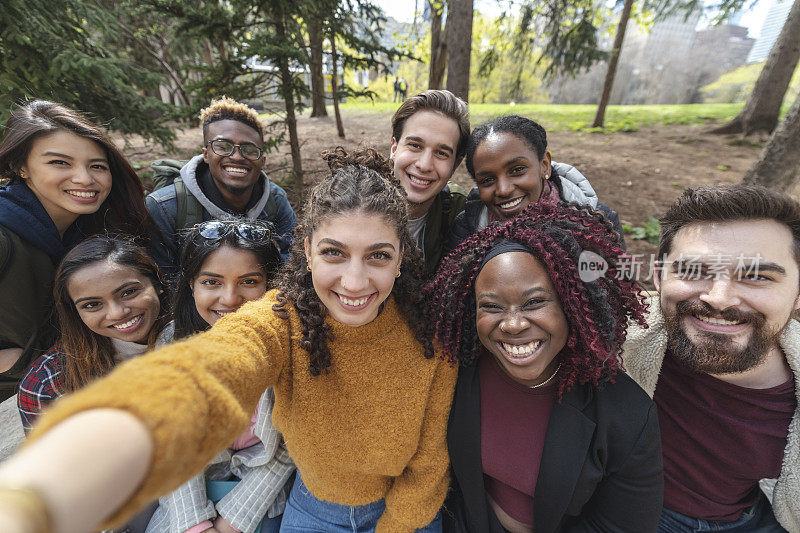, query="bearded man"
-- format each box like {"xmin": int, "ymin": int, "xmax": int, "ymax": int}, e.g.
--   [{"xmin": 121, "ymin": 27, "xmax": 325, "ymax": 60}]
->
[{"xmin": 624, "ymin": 185, "xmax": 800, "ymax": 532}]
